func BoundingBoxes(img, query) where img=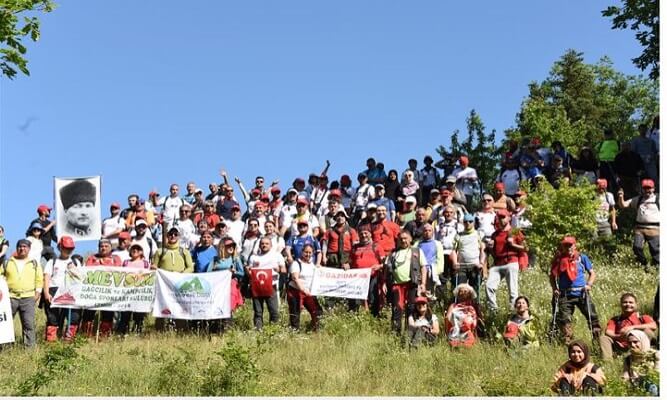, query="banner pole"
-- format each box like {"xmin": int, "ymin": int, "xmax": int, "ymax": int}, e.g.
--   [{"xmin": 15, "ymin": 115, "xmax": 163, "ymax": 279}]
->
[{"xmin": 95, "ymin": 313, "xmax": 101, "ymax": 343}]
